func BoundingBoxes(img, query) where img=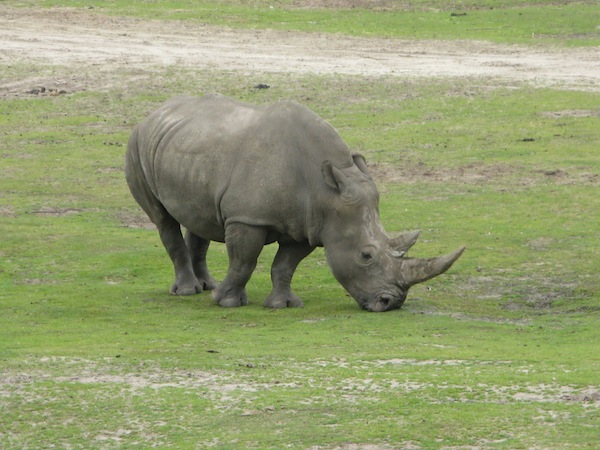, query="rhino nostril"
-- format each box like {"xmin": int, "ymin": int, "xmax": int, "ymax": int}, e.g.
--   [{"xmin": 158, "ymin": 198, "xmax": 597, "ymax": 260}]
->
[
  {"xmin": 364, "ymin": 295, "xmax": 397, "ymax": 312},
  {"xmin": 380, "ymin": 295, "xmax": 393, "ymax": 309}
]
